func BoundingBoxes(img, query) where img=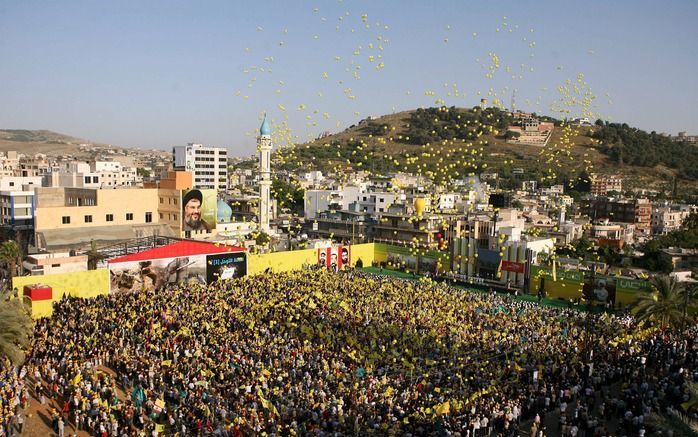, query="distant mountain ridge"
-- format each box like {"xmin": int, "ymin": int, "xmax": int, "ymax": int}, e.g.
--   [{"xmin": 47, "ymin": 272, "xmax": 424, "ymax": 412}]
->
[{"xmin": 0, "ymin": 129, "xmax": 113, "ymax": 156}]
